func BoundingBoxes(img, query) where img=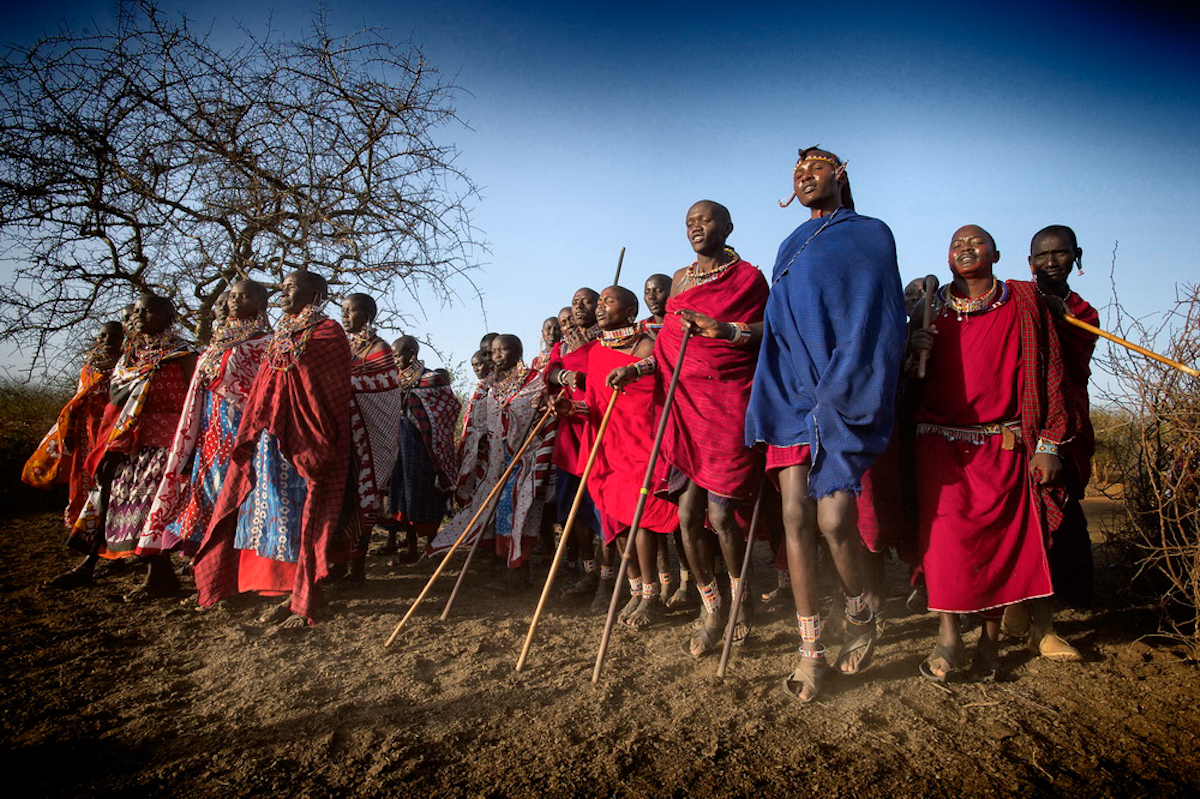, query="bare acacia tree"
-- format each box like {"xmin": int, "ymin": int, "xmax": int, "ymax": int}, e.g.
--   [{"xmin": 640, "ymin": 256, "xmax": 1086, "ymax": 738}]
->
[{"xmin": 0, "ymin": 1, "xmax": 480, "ymax": 367}]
